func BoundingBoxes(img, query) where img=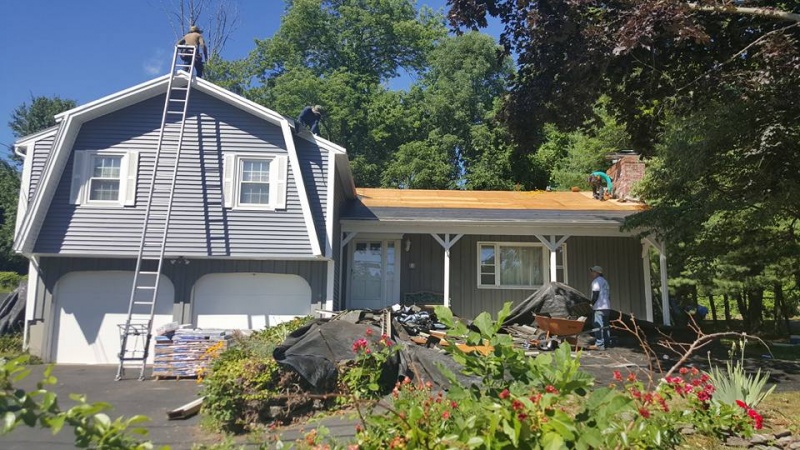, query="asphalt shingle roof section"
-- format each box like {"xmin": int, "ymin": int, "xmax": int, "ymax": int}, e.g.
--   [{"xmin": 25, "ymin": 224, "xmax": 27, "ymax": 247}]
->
[{"xmin": 342, "ymin": 188, "xmax": 646, "ymax": 223}]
